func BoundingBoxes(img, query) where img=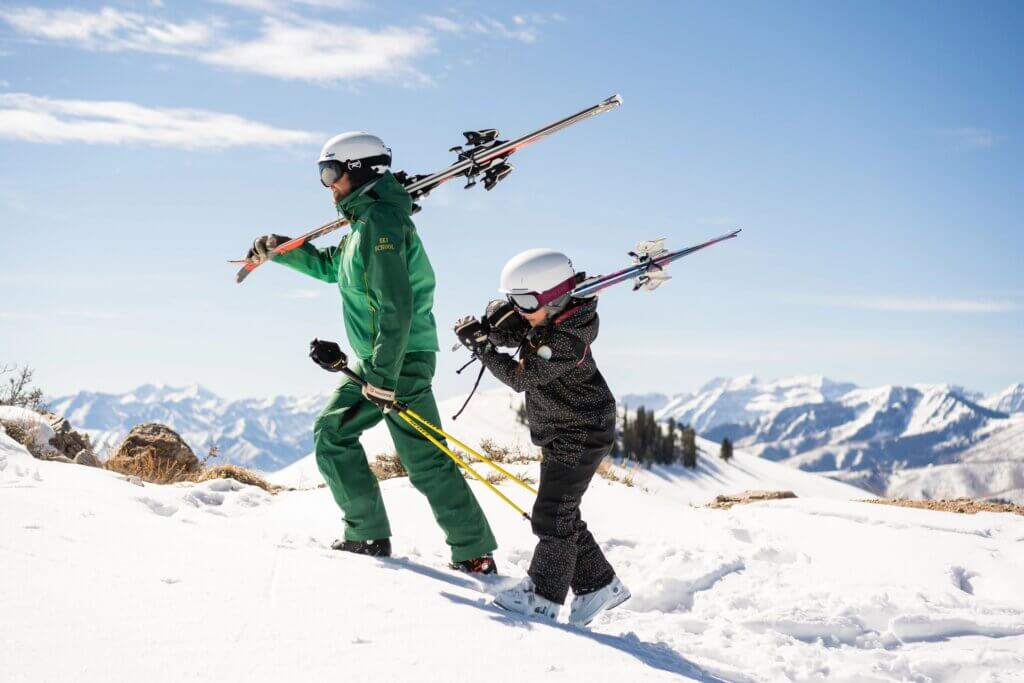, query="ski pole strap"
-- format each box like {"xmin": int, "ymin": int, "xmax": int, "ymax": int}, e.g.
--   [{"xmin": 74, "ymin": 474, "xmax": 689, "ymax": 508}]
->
[
  {"xmin": 451, "ymin": 362, "xmax": 486, "ymax": 421},
  {"xmin": 396, "ymin": 411, "xmax": 531, "ymax": 520},
  {"xmin": 401, "ymin": 407, "xmax": 539, "ymax": 497}
]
